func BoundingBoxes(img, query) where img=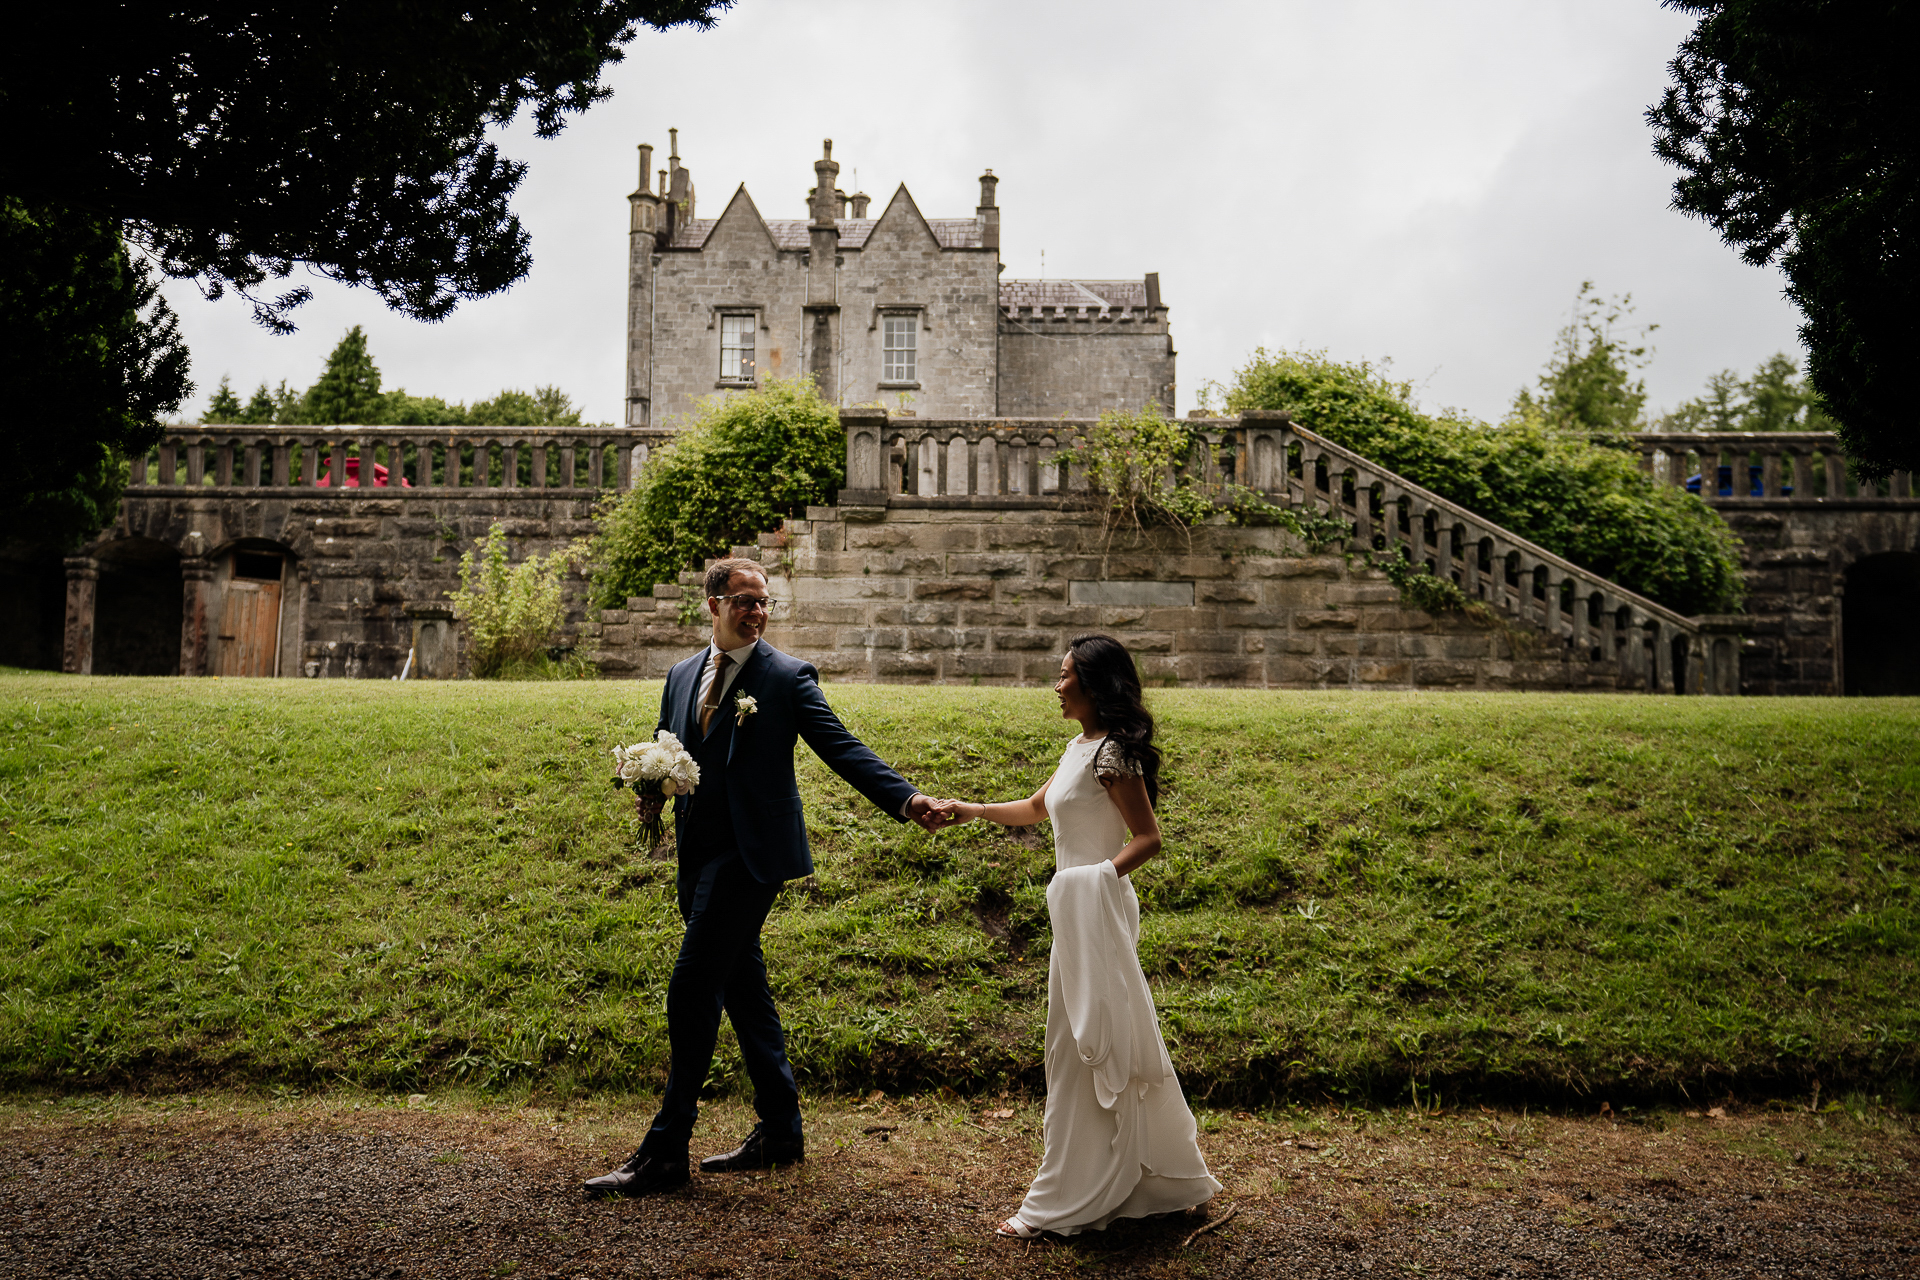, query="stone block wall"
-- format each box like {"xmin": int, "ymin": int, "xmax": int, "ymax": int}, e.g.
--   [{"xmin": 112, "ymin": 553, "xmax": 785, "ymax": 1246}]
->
[
  {"xmin": 108, "ymin": 488, "xmax": 600, "ymax": 679},
  {"xmin": 1716, "ymin": 502, "xmax": 1920, "ymax": 695},
  {"xmin": 996, "ymin": 318, "xmax": 1175, "ymax": 419},
  {"xmin": 588, "ymin": 503, "xmax": 1622, "ymax": 691}
]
